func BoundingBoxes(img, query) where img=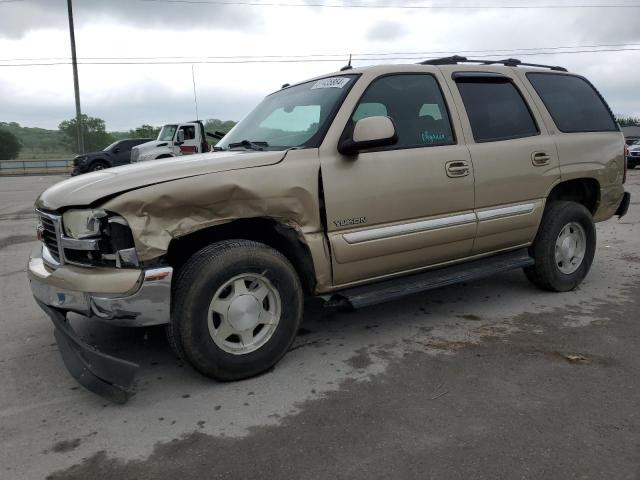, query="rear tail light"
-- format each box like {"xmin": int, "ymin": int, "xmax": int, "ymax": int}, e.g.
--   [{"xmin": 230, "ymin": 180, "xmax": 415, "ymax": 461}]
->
[{"xmin": 623, "ymin": 144, "xmax": 628, "ymax": 184}]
